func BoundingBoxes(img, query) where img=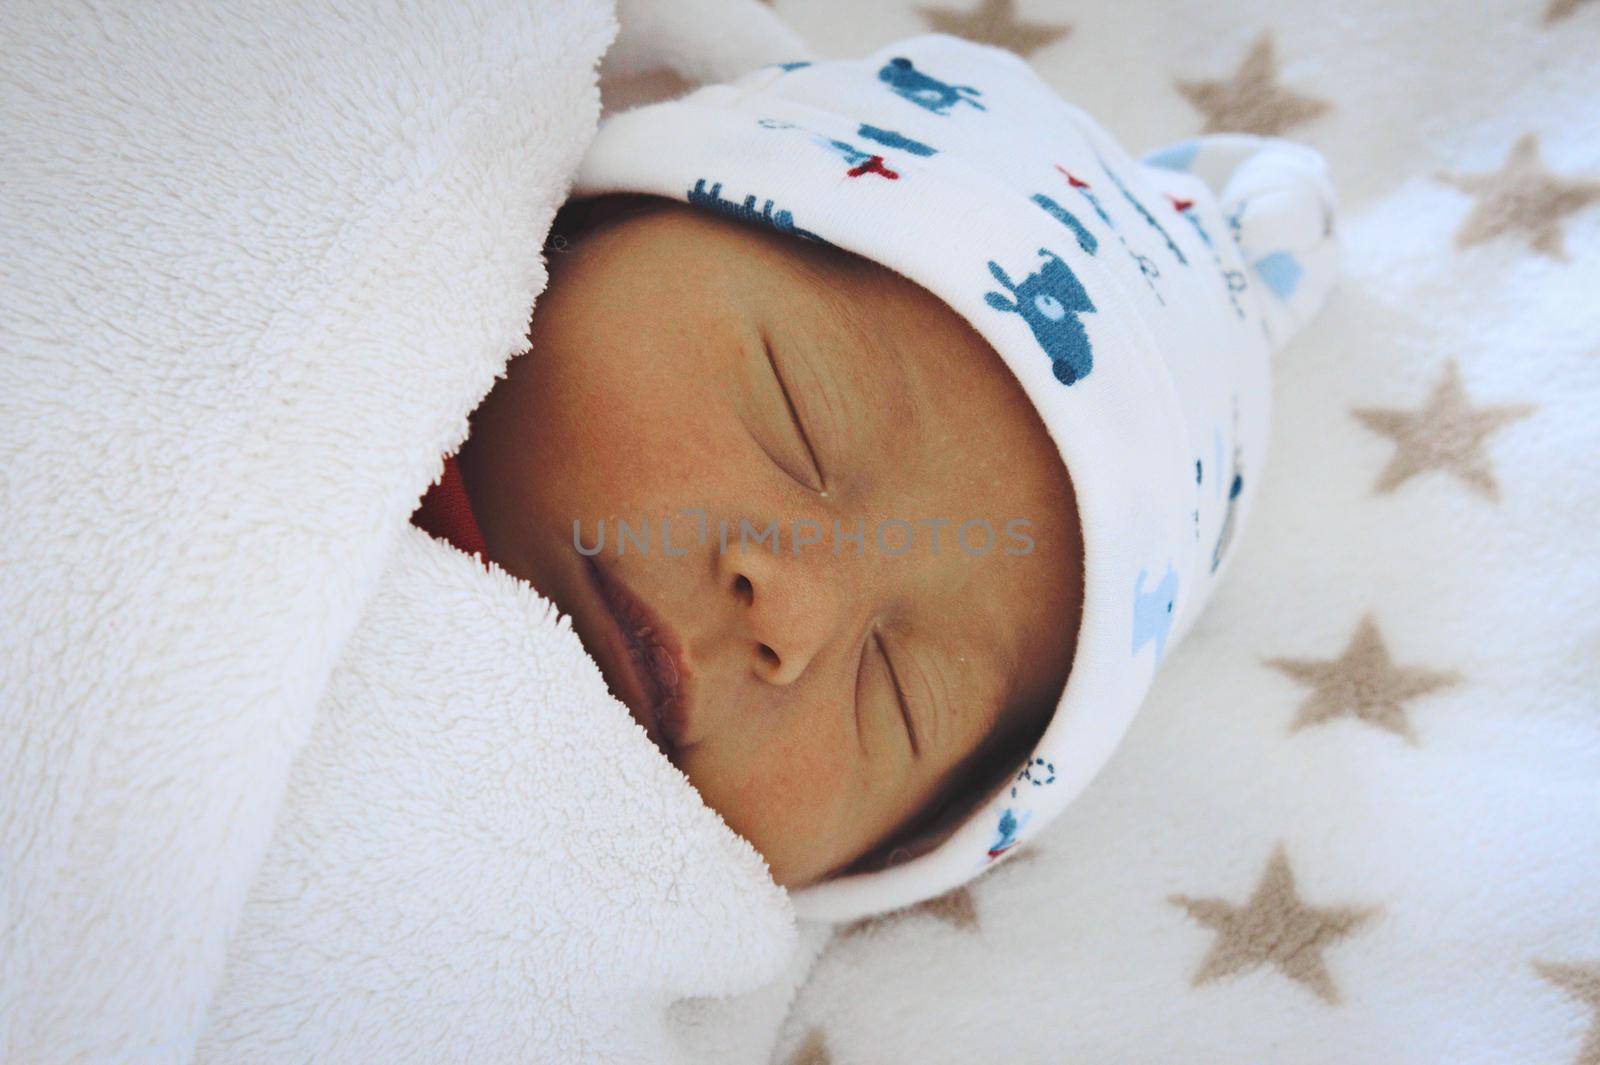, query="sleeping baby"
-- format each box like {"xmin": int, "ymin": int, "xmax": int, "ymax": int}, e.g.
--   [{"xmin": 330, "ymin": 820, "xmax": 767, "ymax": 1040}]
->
[{"xmin": 413, "ymin": 34, "xmax": 1338, "ymax": 920}]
